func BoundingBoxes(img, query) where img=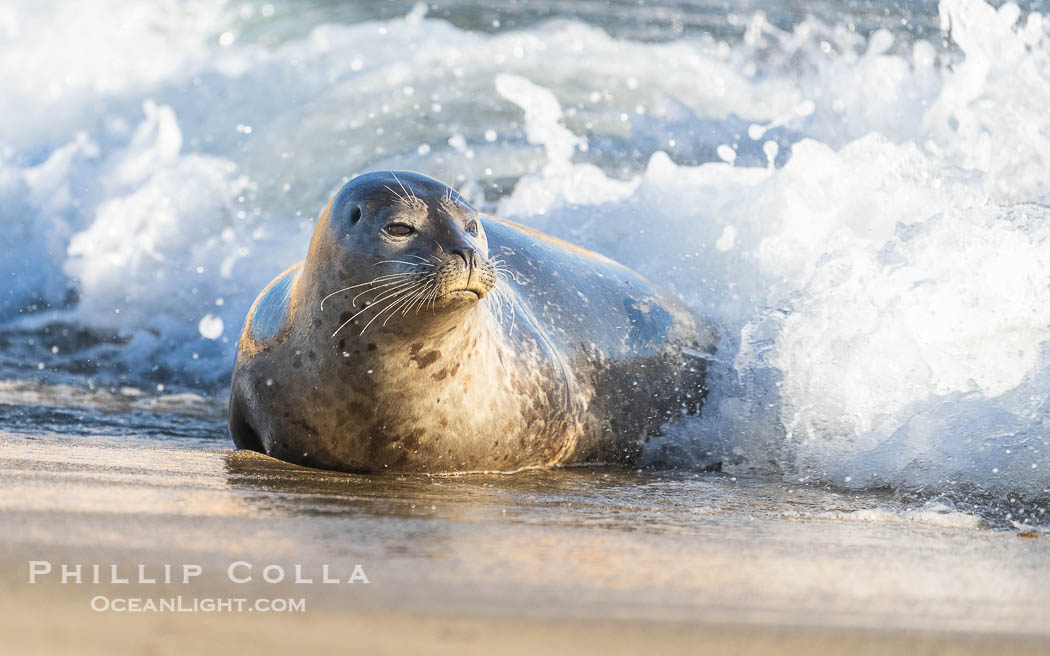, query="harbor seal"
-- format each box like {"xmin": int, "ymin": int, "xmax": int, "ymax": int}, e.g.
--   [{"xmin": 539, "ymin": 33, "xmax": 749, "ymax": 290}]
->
[{"xmin": 228, "ymin": 171, "xmax": 715, "ymax": 472}]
